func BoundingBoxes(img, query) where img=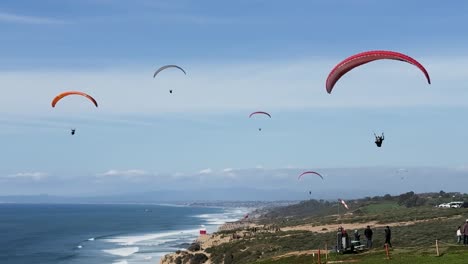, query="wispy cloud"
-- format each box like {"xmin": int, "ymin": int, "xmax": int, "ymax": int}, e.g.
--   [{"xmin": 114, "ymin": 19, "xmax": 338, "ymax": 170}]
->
[
  {"xmin": 1, "ymin": 57, "xmax": 466, "ymax": 116},
  {"xmin": 4, "ymin": 172, "xmax": 48, "ymax": 181},
  {"xmin": 1, "ymin": 166, "xmax": 464, "ymax": 197},
  {"xmin": 97, "ymin": 169, "xmax": 149, "ymax": 177},
  {"xmin": 0, "ymin": 12, "xmax": 65, "ymax": 25},
  {"xmin": 109, "ymin": 166, "xmax": 468, "ymax": 194},
  {"xmin": 155, "ymin": 13, "xmax": 252, "ymax": 25},
  {"xmin": 198, "ymin": 168, "xmax": 213, "ymax": 174}
]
